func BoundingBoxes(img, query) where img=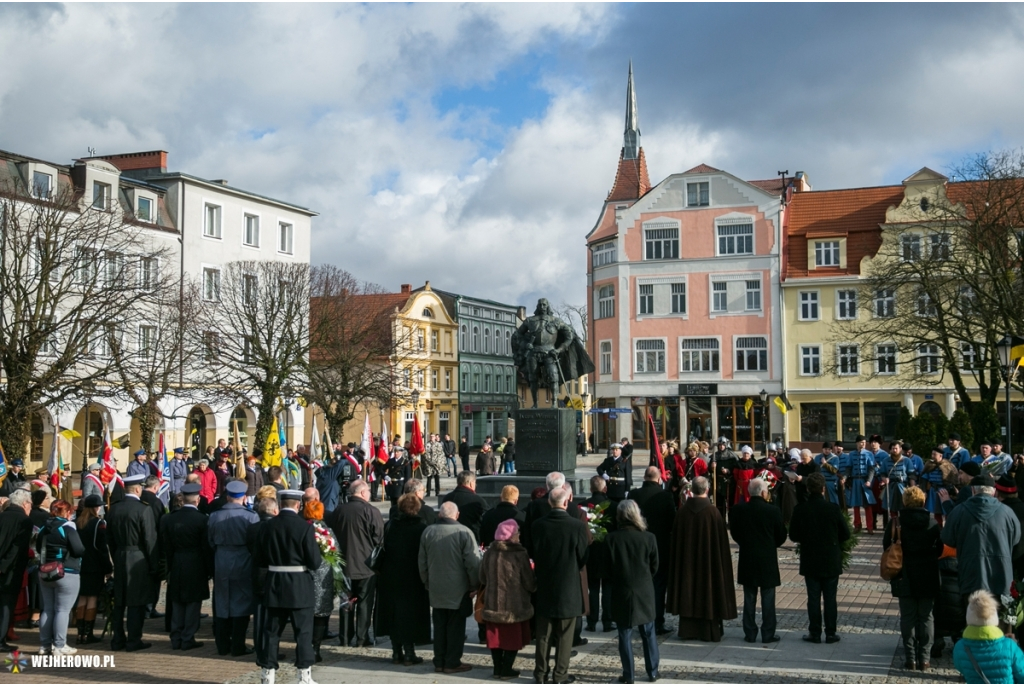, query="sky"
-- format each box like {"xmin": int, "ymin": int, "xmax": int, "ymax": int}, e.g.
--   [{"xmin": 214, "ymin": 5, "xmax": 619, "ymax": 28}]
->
[{"xmin": 3, "ymin": 3, "xmax": 1024, "ymax": 309}]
